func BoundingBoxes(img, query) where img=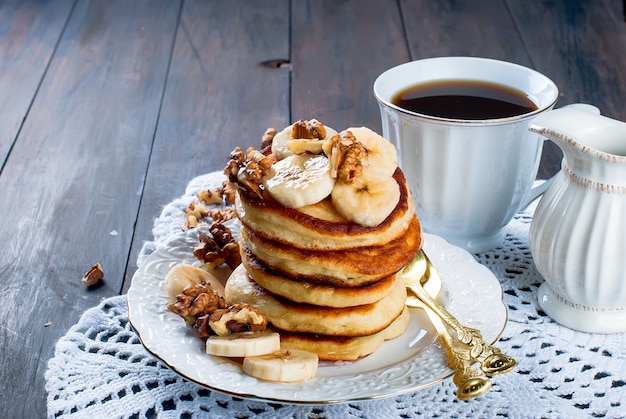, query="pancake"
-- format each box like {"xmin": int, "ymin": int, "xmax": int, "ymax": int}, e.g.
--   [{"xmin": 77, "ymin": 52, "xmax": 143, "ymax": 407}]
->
[
  {"xmin": 277, "ymin": 306, "xmax": 411, "ymax": 361},
  {"xmin": 225, "ymin": 264, "xmax": 407, "ymax": 337},
  {"xmin": 235, "ymin": 167, "xmax": 417, "ymax": 250},
  {"xmin": 241, "ymin": 216, "xmax": 422, "ymax": 286},
  {"xmin": 240, "ymin": 245, "xmax": 399, "ymax": 307}
]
